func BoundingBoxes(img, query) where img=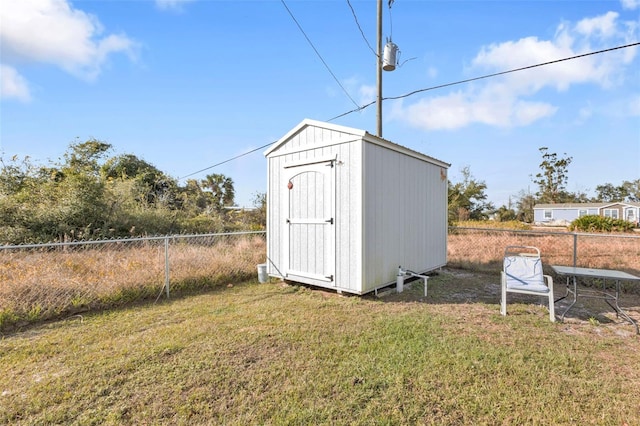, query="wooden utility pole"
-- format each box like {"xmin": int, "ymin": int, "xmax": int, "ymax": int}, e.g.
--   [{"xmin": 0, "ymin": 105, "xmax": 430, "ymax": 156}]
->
[{"xmin": 376, "ymin": 0, "xmax": 383, "ymax": 137}]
